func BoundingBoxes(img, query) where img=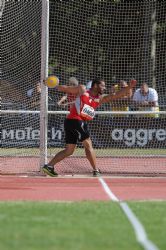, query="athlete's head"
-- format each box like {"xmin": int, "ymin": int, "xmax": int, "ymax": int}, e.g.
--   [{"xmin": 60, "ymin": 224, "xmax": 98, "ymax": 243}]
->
[{"xmin": 91, "ymin": 78, "xmax": 106, "ymax": 95}]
